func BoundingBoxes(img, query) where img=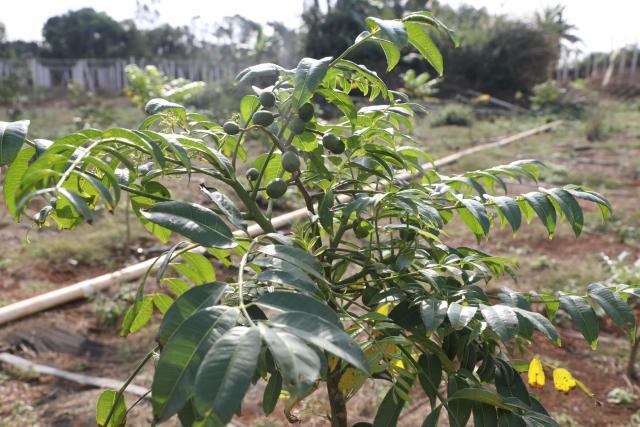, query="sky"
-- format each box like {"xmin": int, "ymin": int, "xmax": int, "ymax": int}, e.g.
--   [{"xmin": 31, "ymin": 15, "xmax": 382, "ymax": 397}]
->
[{"xmin": 2, "ymin": 0, "xmax": 638, "ymax": 54}]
